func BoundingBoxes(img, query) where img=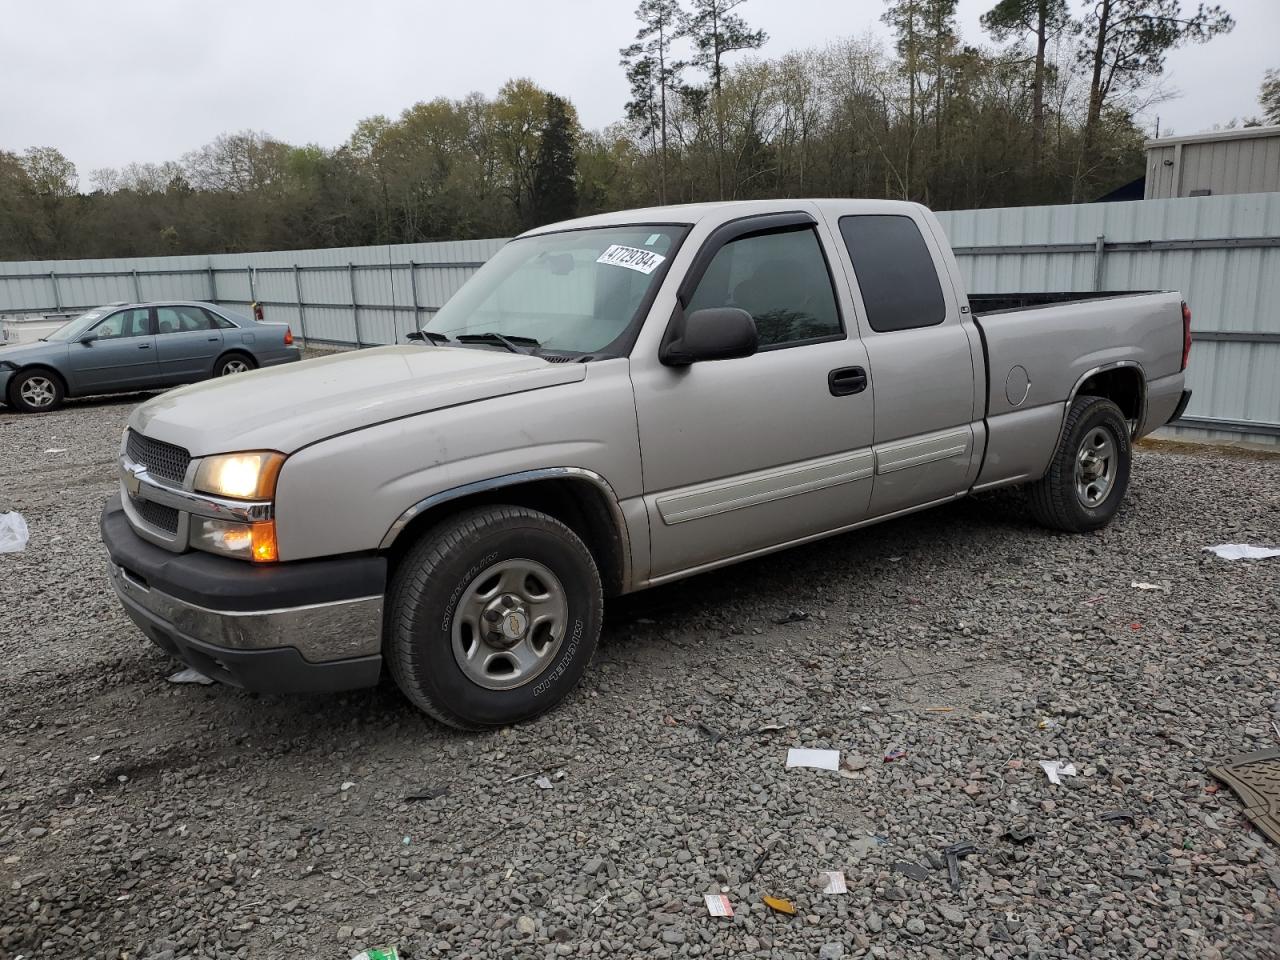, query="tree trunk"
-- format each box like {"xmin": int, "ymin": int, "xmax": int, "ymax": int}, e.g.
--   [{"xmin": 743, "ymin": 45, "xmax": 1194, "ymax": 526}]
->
[
  {"xmin": 1085, "ymin": 0, "xmax": 1111, "ymax": 155},
  {"xmin": 658, "ymin": 22, "xmax": 668, "ymax": 205},
  {"xmin": 713, "ymin": 4, "xmax": 725, "ymax": 200},
  {"xmin": 1032, "ymin": 0, "xmax": 1046, "ymax": 167}
]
